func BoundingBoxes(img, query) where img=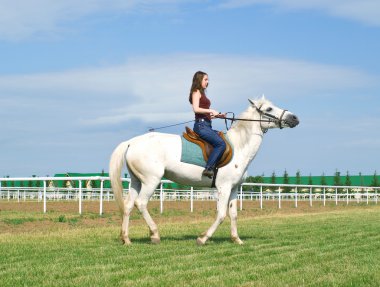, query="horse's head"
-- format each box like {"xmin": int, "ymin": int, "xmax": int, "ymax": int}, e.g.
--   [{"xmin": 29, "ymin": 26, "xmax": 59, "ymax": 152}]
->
[{"xmin": 248, "ymin": 96, "xmax": 299, "ymax": 131}]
